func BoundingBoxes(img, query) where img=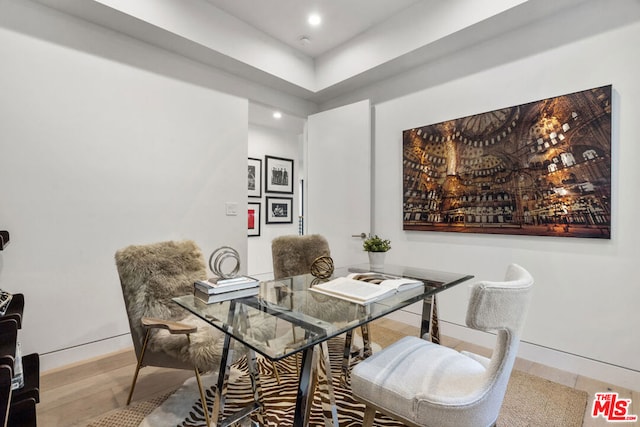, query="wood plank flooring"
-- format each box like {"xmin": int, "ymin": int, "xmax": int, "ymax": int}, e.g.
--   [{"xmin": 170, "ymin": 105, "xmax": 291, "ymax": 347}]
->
[{"xmin": 37, "ymin": 318, "xmax": 638, "ymax": 426}]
